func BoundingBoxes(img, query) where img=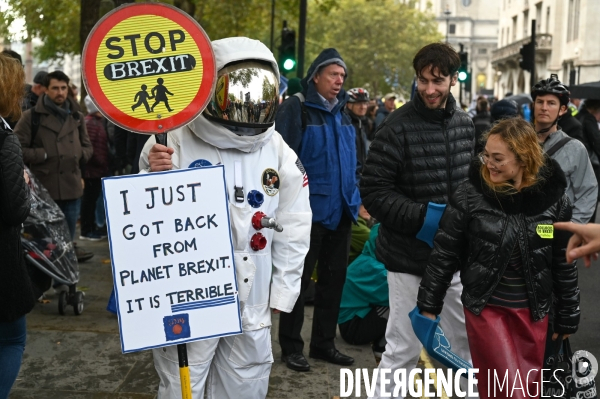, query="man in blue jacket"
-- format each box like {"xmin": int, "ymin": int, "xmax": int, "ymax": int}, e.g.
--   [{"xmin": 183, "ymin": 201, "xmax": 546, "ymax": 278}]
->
[{"xmin": 275, "ymin": 48, "xmax": 361, "ymax": 372}]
